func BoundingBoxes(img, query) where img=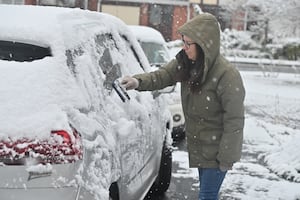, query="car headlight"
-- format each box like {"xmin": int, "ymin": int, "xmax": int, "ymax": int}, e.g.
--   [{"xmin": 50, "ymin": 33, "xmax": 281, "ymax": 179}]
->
[{"xmin": 173, "ymin": 114, "xmax": 181, "ymax": 122}]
